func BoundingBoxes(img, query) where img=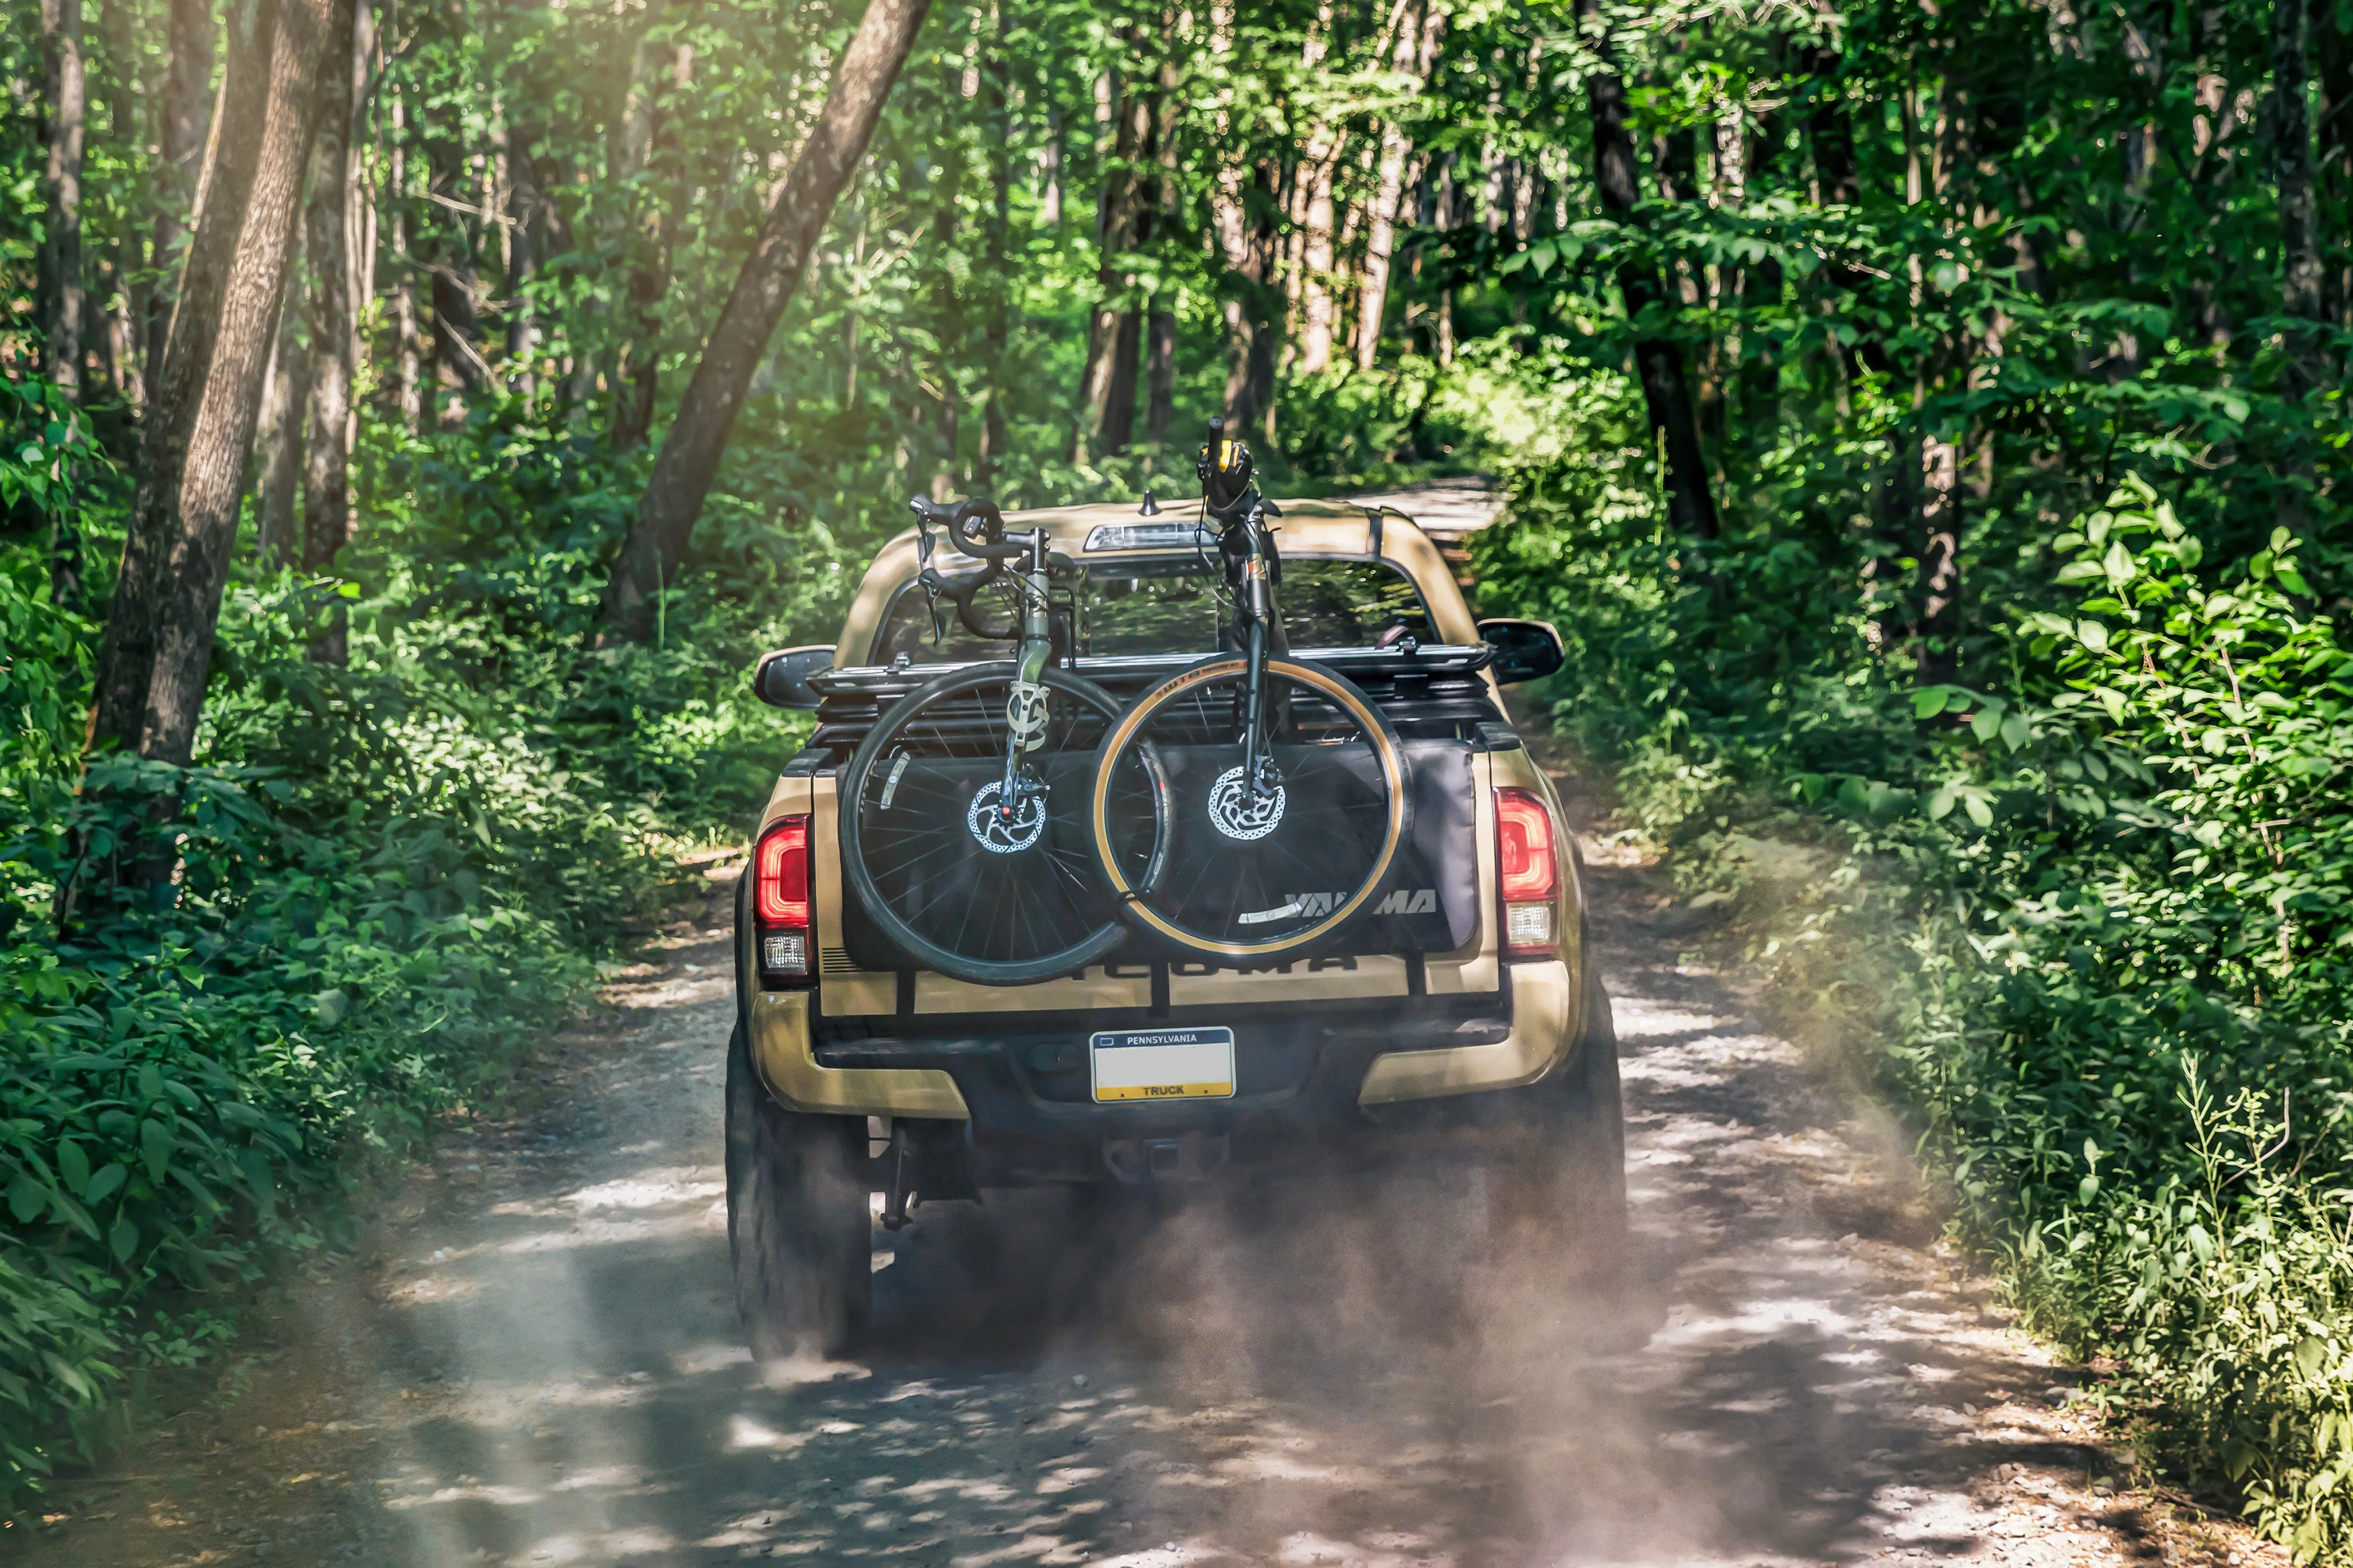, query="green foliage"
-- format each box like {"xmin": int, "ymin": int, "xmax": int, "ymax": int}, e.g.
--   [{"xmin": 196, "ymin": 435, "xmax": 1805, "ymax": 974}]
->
[{"xmin": 1484, "ymin": 435, "xmax": 2353, "ymax": 1553}]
